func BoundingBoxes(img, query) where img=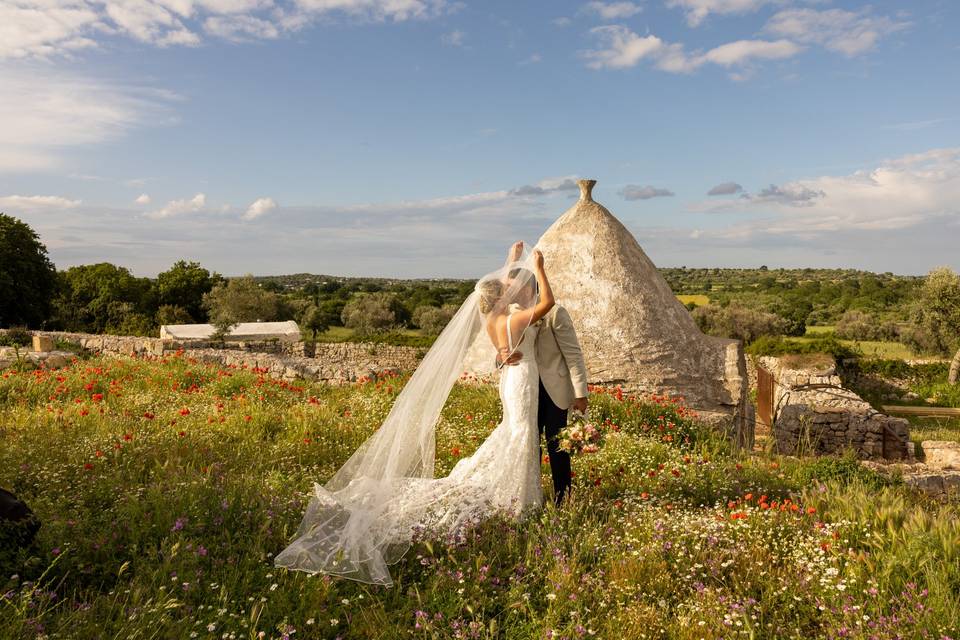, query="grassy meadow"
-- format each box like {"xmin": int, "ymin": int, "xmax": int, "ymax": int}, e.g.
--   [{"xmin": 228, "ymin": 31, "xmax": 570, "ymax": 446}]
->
[
  {"xmin": 1, "ymin": 353, "xmax": 959, "ymax": 639},
  {"xmin": 674, "ymin": 295, "xmax": 710, "ymax": 307}
]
